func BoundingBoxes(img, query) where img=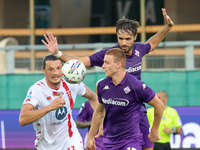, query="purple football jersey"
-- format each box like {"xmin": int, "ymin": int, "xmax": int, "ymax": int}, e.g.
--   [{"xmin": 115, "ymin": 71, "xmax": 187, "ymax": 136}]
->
[
  {"xmin": 89, "ymin": 42, "xmax": 150, "ymax": 112},
  {"xmin": 97, "ymin": 73, "xmax": 155, "ymax": 147},
  {"xmin": 77, "ymin": 101, "xmax": 93, "ymax": 124},
  {"xmin": 77, "ymin": 101, "xmax": 103, "ymax": 149},
  {"xmin": 89, "ymin": 42, "xmax": 151, "ymax": 80}
]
